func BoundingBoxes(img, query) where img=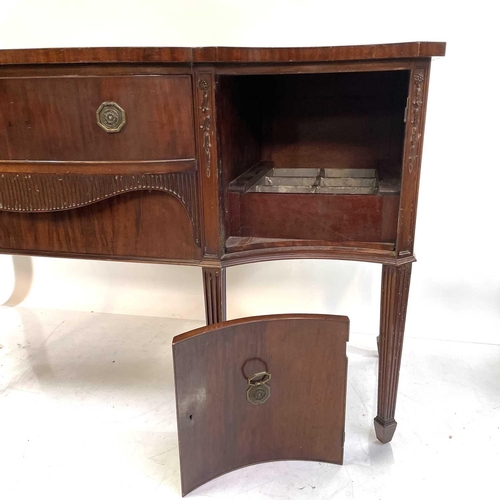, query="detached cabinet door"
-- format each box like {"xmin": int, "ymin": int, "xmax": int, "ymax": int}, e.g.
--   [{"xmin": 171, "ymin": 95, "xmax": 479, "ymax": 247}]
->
[{"xmin": 173, "ymin": 314, "xmax": 349, "ymax": 496}]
